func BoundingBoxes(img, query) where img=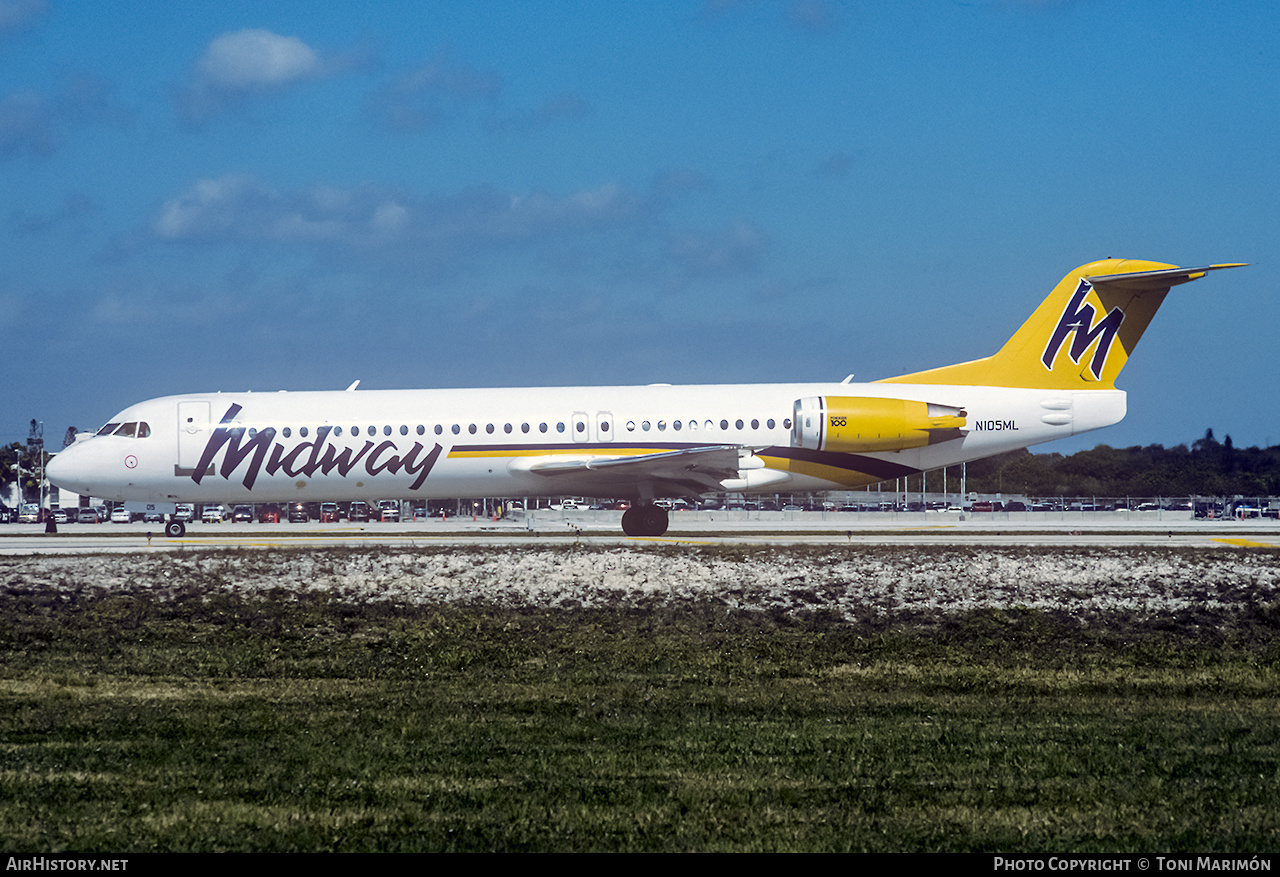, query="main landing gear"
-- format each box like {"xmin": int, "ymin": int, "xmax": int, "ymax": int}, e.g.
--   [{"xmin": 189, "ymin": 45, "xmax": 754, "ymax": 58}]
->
[
  {"xmin": 621, "ymin": 503, "xmax": 669, "ymax": 537},
  {"xmin": 164, "ymin": 520, "xmax": 186, "ymax": 538}
]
